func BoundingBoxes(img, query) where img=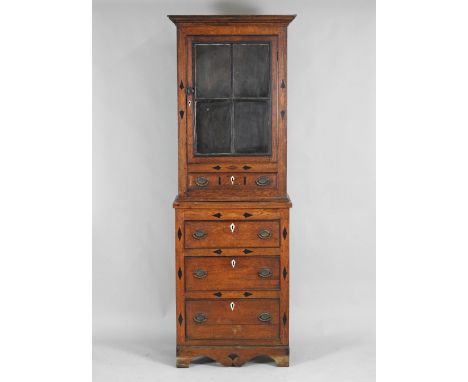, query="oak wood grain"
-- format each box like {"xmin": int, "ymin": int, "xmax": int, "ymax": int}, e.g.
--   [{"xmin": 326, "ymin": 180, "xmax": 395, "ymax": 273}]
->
[{"xmin": 171, "ymin": 15, "xmax": 294, "ymax": 367}]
